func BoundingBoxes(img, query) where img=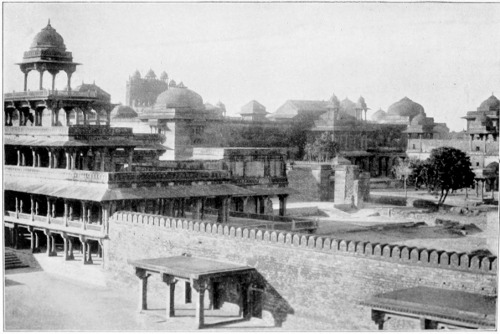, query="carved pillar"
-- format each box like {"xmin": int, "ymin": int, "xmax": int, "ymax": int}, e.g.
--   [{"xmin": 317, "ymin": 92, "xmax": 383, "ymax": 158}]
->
[
  {"xmin": 193, "ymin": 198, "xmax": 203, "ymax": 220},
  {"xmin": 66, "ymin": 71, "xmax": 73, "ymax": 92},
  {"xmin": 38, "ymin": 69, "xmax": 44, "ymax": 90},
  {"xmin": 23, "ymin": 70, "xmax": 29, "ymax": 91},
  {"xmin": 17, "ymin": 149, "xmax": 21, "ymax": 166},
  {"xmin": 46, "ymin": 197, "xmax": 51, "ymax": 223},
  {"xmin": 31, "ymin": 149, "xmax": 36, "ymax": 167},
  {"xmin": 136, "ymin": 269, "xmax": 151, "ymax": 312},
  {"xmin": 100, "ymin": 149, "xmax": 107, "ymax": 171},
  {"xmin": 45, "ymin": 230, "xmax": 57, "ymax": 256},
  {"xmin": 163, "ymin": 274, "xmax": 178, "ymax": 319},
  {"xmin": 194, "ymin": 279, "xmax": 207, "ymax": 329},
  {"xmin": 128, "ymin": 148, "xmax": 134, "ymax": 171},
  {"xmin": 71, "ymin": 151, "xmax": 77, "ymax": 170},
  {"xmin": 30, "ymin": 195, "xmax": 35, "ymax": 221}
]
